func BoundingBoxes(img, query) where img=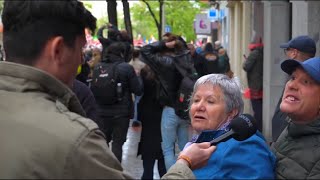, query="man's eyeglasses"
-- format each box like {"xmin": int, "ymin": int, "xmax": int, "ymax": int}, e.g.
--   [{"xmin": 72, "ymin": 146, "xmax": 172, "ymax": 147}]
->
[{"xmin": 283, "ymin": 48, "xmax": 291, "ymax": 54}]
